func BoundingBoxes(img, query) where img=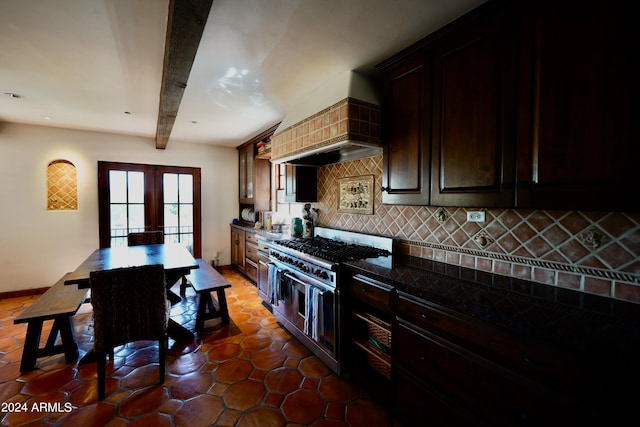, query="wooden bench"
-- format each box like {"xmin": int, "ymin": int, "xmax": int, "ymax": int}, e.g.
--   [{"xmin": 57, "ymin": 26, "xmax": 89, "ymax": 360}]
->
[
  {"xmin": 187, "ymin": 259, "xmax": 231, "ymax": 331},
  {"xmin": 13, "ymin": 273, "xmax": 88, "ymax": 371}
]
